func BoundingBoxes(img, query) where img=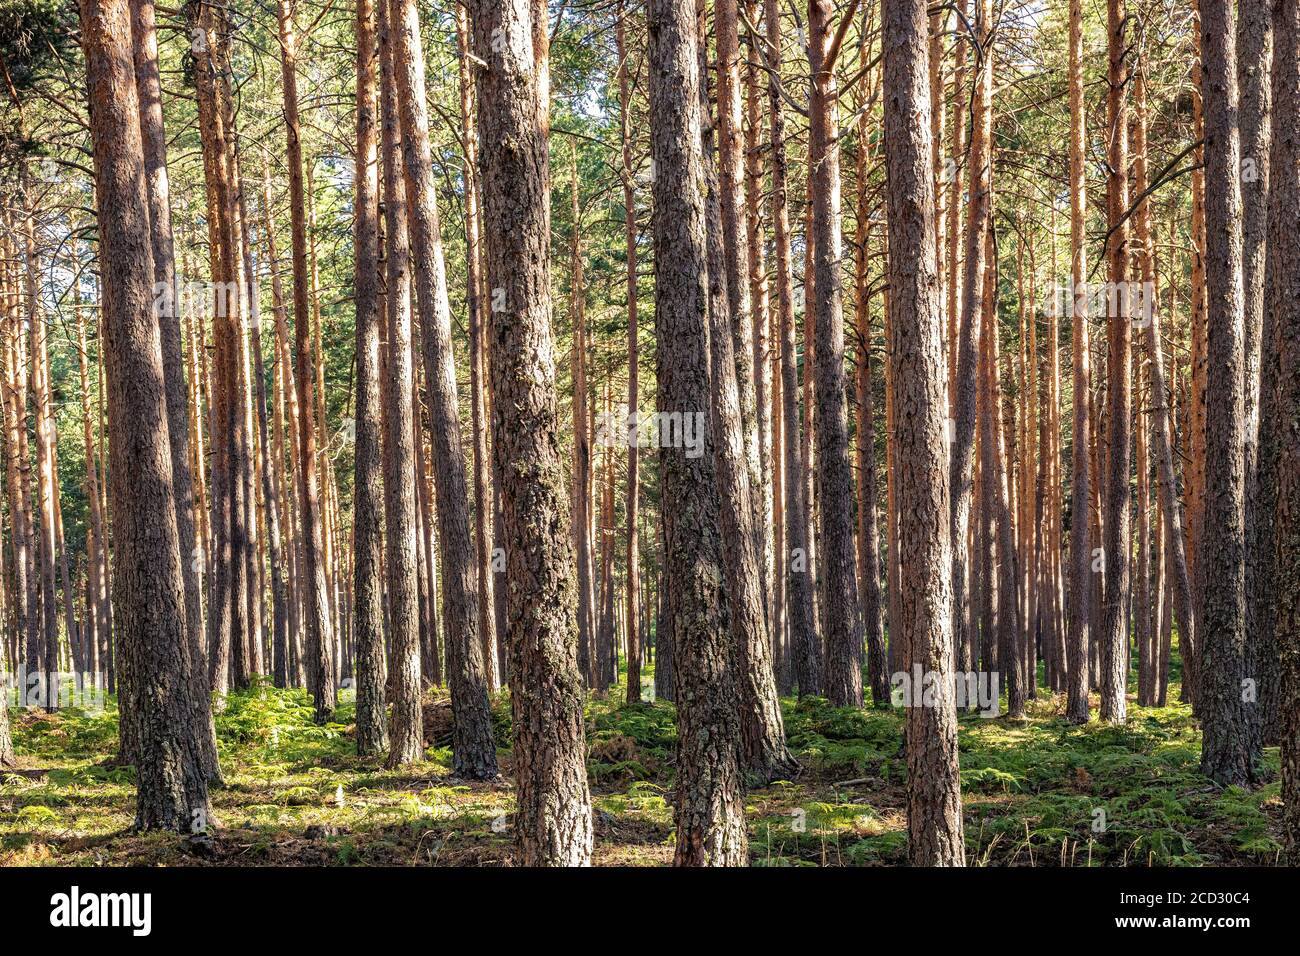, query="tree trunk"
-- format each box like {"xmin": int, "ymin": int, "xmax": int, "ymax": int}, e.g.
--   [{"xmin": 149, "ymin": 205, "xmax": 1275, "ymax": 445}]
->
[
  {"xmin": 1239, "ymin": 0, "xmax": 1272, "ymax": 753},
  {"xmin": 379, "ymin": 0, "xmax": 447, "ymax": 770},
  {"xmin": 1099, "ymin": 0, "xmax": 1131, "ymax": 725},
  {"xmin": 716, "ymin": 0, "xmax": 764, "ymax": 580},
  {"xmin": 616, "ymin": 1, "xmax": 643, "ymax": 706},
  {"xmin": 1066, "ymin": 0, "xmax": 1093, "ymax": 724},
  {"xmin": 1271, "ymin": 0, "xmax": 1300, "ymax": 863},
  {"xmin": 569, "ymin": 149, "xmax": 596, "ymax": 689},
  {"xmin": 697, "ymin": 0, "xmax": 795, "ymax": 786},
  {"xmin": 79, "ymin": 0, "xmax": 213, "ymax": 831},
  {"xmin": 456, "ymin": 2, "xmax": 501, "ymax": 697},
  {"xmin": 277, "ymin": 0, "xmax": 336, "ymax": 723},
  {"xmin": 469, "ymin": 0, "xmax": 593, "ymax": 866},
  {"xmin": 882, "ymin": 0, "xmax": 965, "ymax": 865},
  {"xmin": 389, "ymin": 0, "xmax": 498, "ymax": 776},
  {"xmin": 808, "ymin": 0, "xmax": 864, "ymax": 708},
  {"xmin": 950, "ymin": 0, "xmax": 991, "ymax": 702},
  {"xmin": 763, "ymin": 0, "xmax": 819, "ymax": 697},
  {"xmin": 854, "ymin": 52, "xmax": 888, "ymax": 705},
  {"xmin": 1261, "ymin": 0, "xmax": 1297, "ymax": 759},
  {"xmin": 648, "ymin": 0, "xmax": 748, "ymax": 865},
  {"xmin": 352, "ymin": 0, "xmax": 388, "ymax": 758},
  {"xmin": 1198, "ymin": 0, "xmax": 1252, "ymax": 786}
]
